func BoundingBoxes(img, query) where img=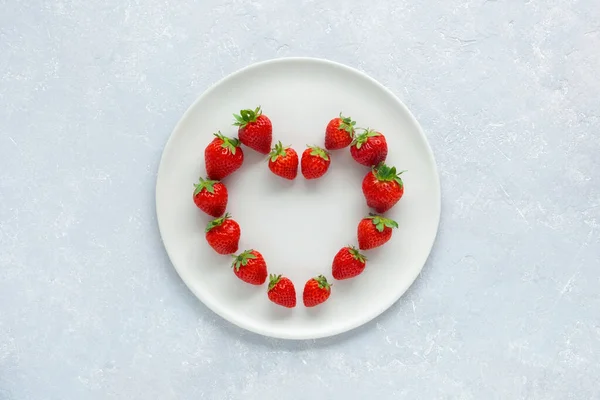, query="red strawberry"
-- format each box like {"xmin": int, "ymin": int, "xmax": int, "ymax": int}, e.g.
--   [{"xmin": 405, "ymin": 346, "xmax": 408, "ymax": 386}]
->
[
  {"xmin": 193, "ymin": 177, "xmax": 228, "ymax": 217},
  {"xmin": 362, "ymin": 163, "xmax": 405, "ymax": 213},
  {"xmin": 267, "ymin": 274, "xmax": 296, "ymax": 308},
  {"xmin": 268, "ymin": 141, "xmax": 298, "ymax": 180},
  {"xmin": 231, "ymin": 249, "xmax": 268, "ymax": 285},
  {"xmin": 205, "ymin": 132, "xmax": 244, "ymax": 180},
  {"xmin": 350, "ymin": 129, "xmax": 388, "ymax": 166},
  {"xmin": 303, "ymin": 275, "xmax": 332, "ymax": 307},
  {"xmin": 205, "ymin": 213, "xmax": 240, "ymax": 255},
  {"xmin": 301, "ymin": 145, "xmax": 330, "ymax": 179},
  {"xmin": 233, "ymin": 106, "xmax": 272, "ymax": 154},
  {"xmin": 332, "ymin": 246, "xmax": 367, "ymax": 280},
  {"xmin": 325, "ymin": 113, "xmax": 356, "ymax": 150},
  {"xmin": 357, "ymin": 214, "xmax": 398, "ymax": 250}
]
